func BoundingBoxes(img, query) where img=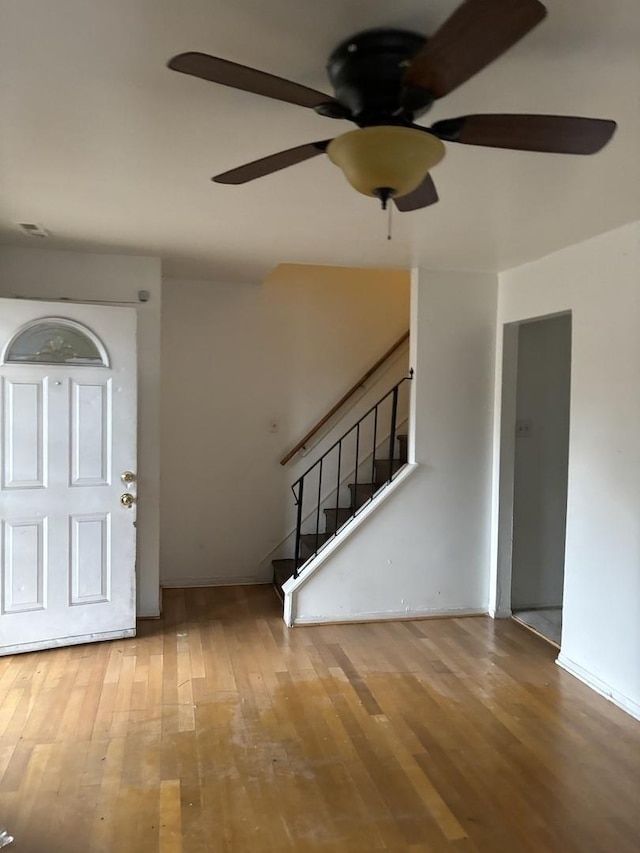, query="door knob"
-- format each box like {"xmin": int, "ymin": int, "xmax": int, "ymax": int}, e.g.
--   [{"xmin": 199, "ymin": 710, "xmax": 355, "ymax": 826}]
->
[
  {"xmin": 120, "ymin": 493, "xmax": 135, "ymax": 508},
  {"xmin": 121, "ymin": 471, "xmax": 136, "ymax": 484}
]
